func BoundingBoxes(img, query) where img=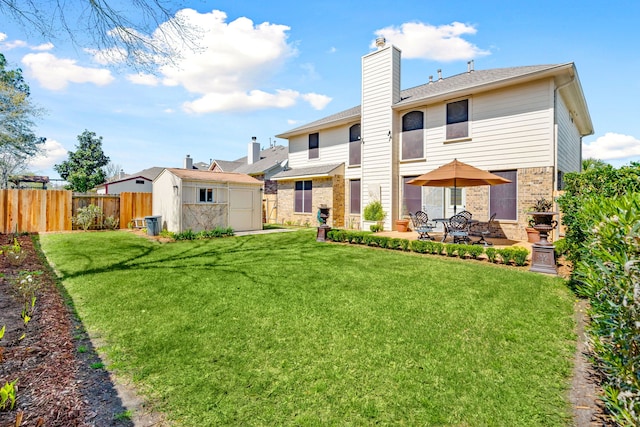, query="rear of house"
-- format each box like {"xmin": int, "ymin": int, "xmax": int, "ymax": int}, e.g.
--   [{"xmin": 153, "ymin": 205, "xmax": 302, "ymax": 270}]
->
[{"xmin": 273, "ymin": 40, "xmax": 593, "ymax": 241}]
